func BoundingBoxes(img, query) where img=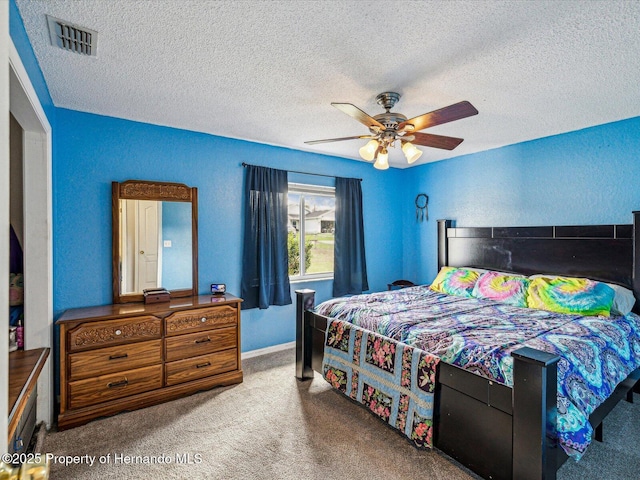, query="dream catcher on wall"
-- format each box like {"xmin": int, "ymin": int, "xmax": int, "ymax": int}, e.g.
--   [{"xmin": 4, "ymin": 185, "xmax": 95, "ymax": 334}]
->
[{"xmin": 415, "ymin": 193, "xmax": 428, "ymax": 222}]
